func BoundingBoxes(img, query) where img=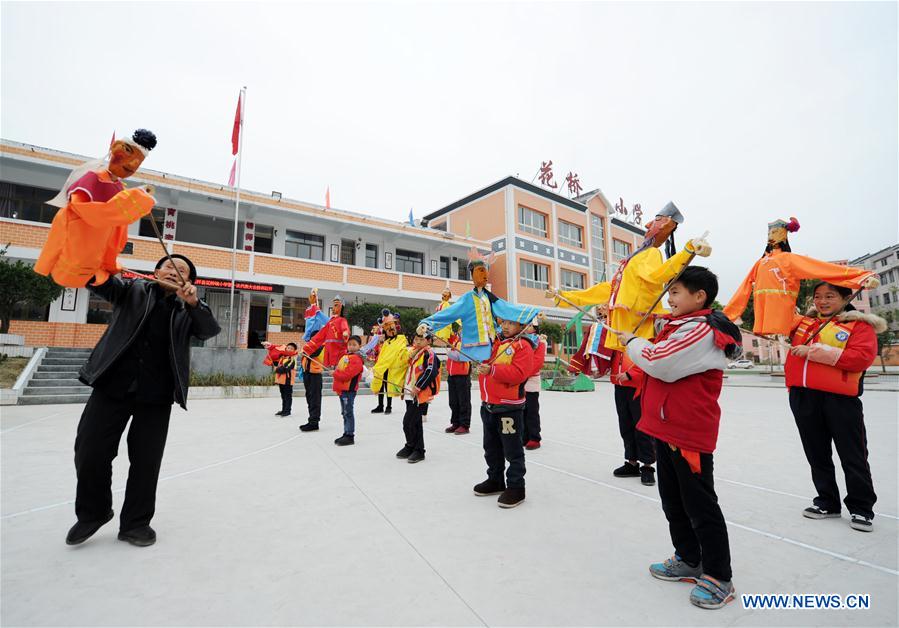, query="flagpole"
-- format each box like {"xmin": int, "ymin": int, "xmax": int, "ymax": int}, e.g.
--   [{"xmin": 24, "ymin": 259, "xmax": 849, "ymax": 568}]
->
[{"xmin": 227, "ymin": 86, "xmax": 246, "ymax": 349}]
